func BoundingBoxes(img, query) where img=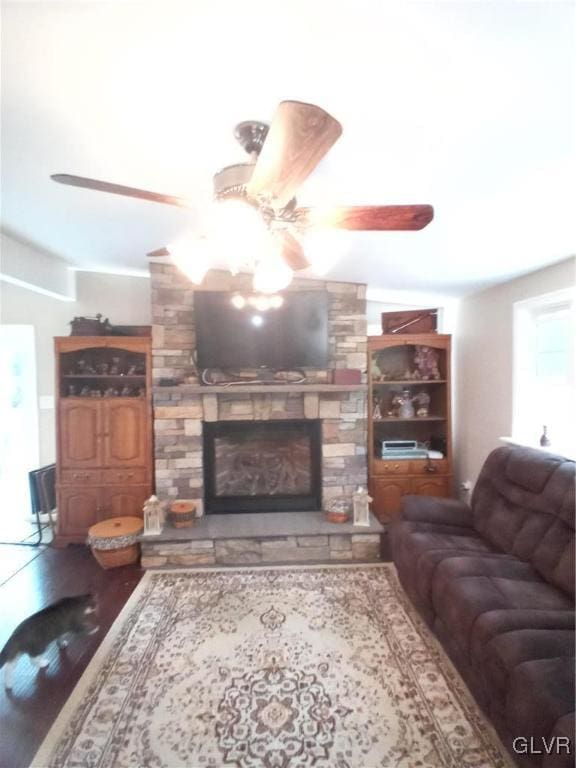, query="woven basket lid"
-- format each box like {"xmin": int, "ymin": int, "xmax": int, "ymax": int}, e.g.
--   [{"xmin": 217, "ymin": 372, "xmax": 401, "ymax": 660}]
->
[{"xmin": 88, "ymin": 516, "xmax": 143, "ymax": 540}]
